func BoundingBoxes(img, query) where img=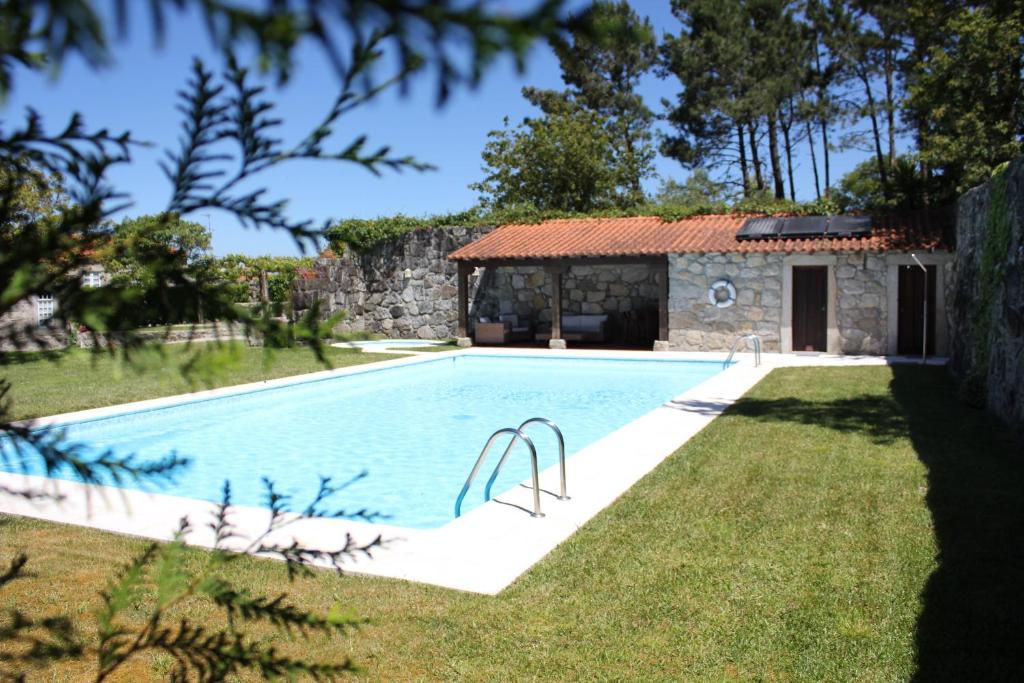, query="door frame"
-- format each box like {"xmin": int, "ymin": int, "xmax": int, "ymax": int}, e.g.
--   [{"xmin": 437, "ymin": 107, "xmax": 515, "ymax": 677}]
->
[
  {"xmin": 782, "ymin": 254, "xmax": 839, "ymax": 354},
  {"xmin": 886, "ymin": 253, "xmax": 948, "ymax": 356}
]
